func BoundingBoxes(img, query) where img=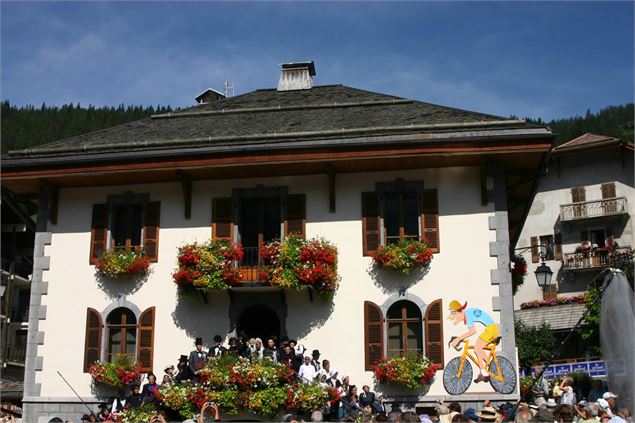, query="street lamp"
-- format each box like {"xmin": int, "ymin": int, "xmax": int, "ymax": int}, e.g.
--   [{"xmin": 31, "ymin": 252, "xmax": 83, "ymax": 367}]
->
[{"xmin": 534, "ymin": 262, "xmax": 553, "ymax": 288}]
